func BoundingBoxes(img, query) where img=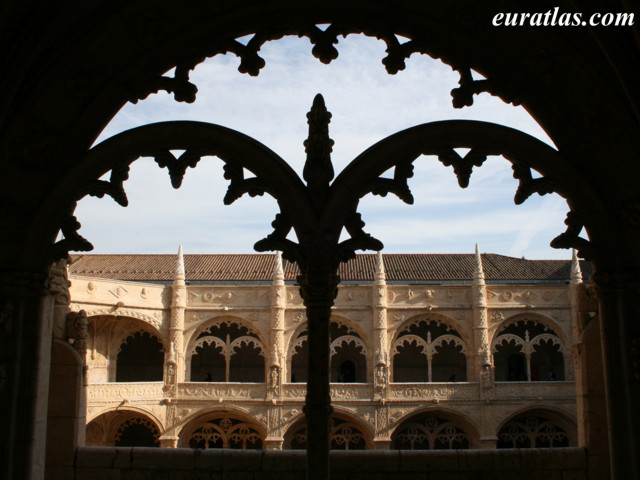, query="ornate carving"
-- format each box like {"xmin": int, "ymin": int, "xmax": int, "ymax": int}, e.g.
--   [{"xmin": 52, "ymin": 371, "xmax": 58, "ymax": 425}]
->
[
  {"xmin": 189, "ymin": 416, "xmax": 263, "ymax": 449},
  {"xmin": 392, "ymin": 416, "xmax": 470, "ymax": 449},
  {"xmin": 66, "ymin": 310, "xmax": 89, "ymax": 356},
  {"xmin": 85, "ymin": 308, "xmax": 162, "ymax": 330},
  {"xmin": 128, "ymin": 63, "xmax": 198, "ymax": 104},
  {"xmin": 550, "ymin": 211, "xmax": 593, "ymax": 260},
  {"xmin": 498, "ymin": 415, "xmax": 568, "ymax": 448},
  {"xmin": 436, "ymin": 148, "xmax": 489, "ymax": 188},
  {"xmin": 511, "ymin": 163, "xmax": 555, "ymax": 205}
]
